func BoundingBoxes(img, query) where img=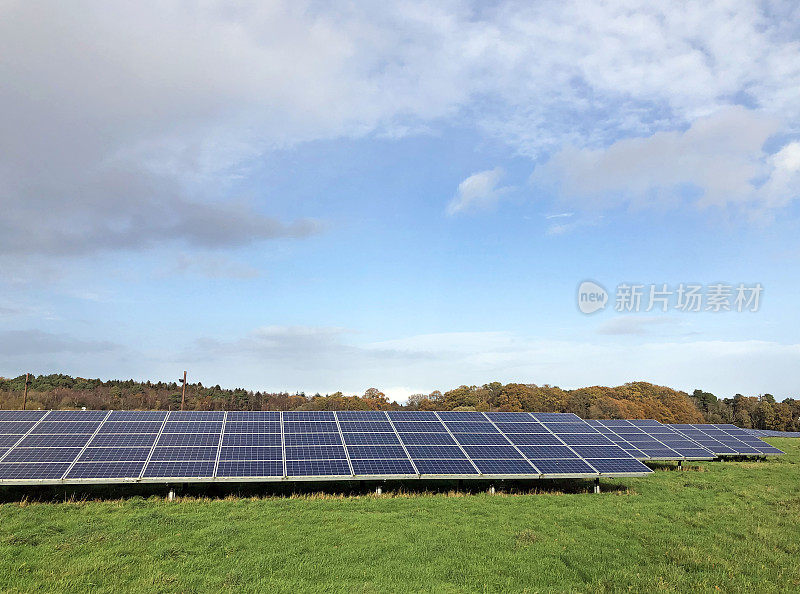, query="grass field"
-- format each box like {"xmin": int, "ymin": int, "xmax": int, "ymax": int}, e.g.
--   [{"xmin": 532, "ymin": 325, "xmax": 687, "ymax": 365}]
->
[{"xmin": 0, "ymin": 438, "xmax": 798, "ymax": 593}]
